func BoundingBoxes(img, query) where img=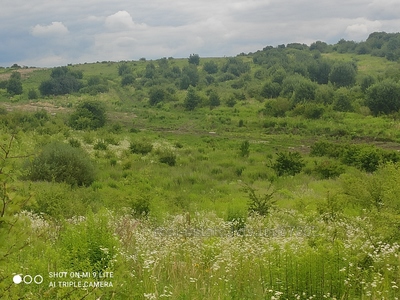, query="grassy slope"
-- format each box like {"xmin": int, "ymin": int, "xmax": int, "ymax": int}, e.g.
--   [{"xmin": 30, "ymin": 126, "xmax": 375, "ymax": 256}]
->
[{"xmin": 1, "ymin": 52, "xmax": 400, "ymax": 299}]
